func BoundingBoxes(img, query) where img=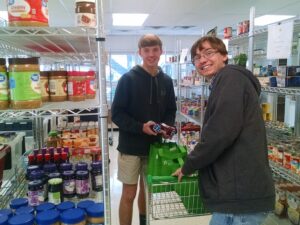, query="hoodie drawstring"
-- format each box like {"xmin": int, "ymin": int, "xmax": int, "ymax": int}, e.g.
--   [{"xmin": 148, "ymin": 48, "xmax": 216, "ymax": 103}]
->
[{"xmin": 150, "ymin": 77, "xmax": 153, "ymax": 104}]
